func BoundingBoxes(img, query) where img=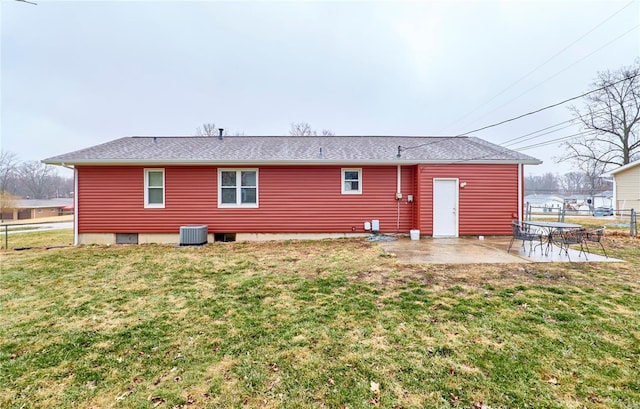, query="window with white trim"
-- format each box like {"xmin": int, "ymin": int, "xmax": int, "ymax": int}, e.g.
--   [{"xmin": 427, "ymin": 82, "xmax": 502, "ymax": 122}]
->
[
  {"xmin": 342, "ymin": 168, "xmax": 362, "ymax": 194},
  {"xmin": 144, "ymin": 168, "xmax": 165, "ymax": 208},
  {"xmin": 218, "ymin": 169, "xmax": 258, "ymax": 207}
]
